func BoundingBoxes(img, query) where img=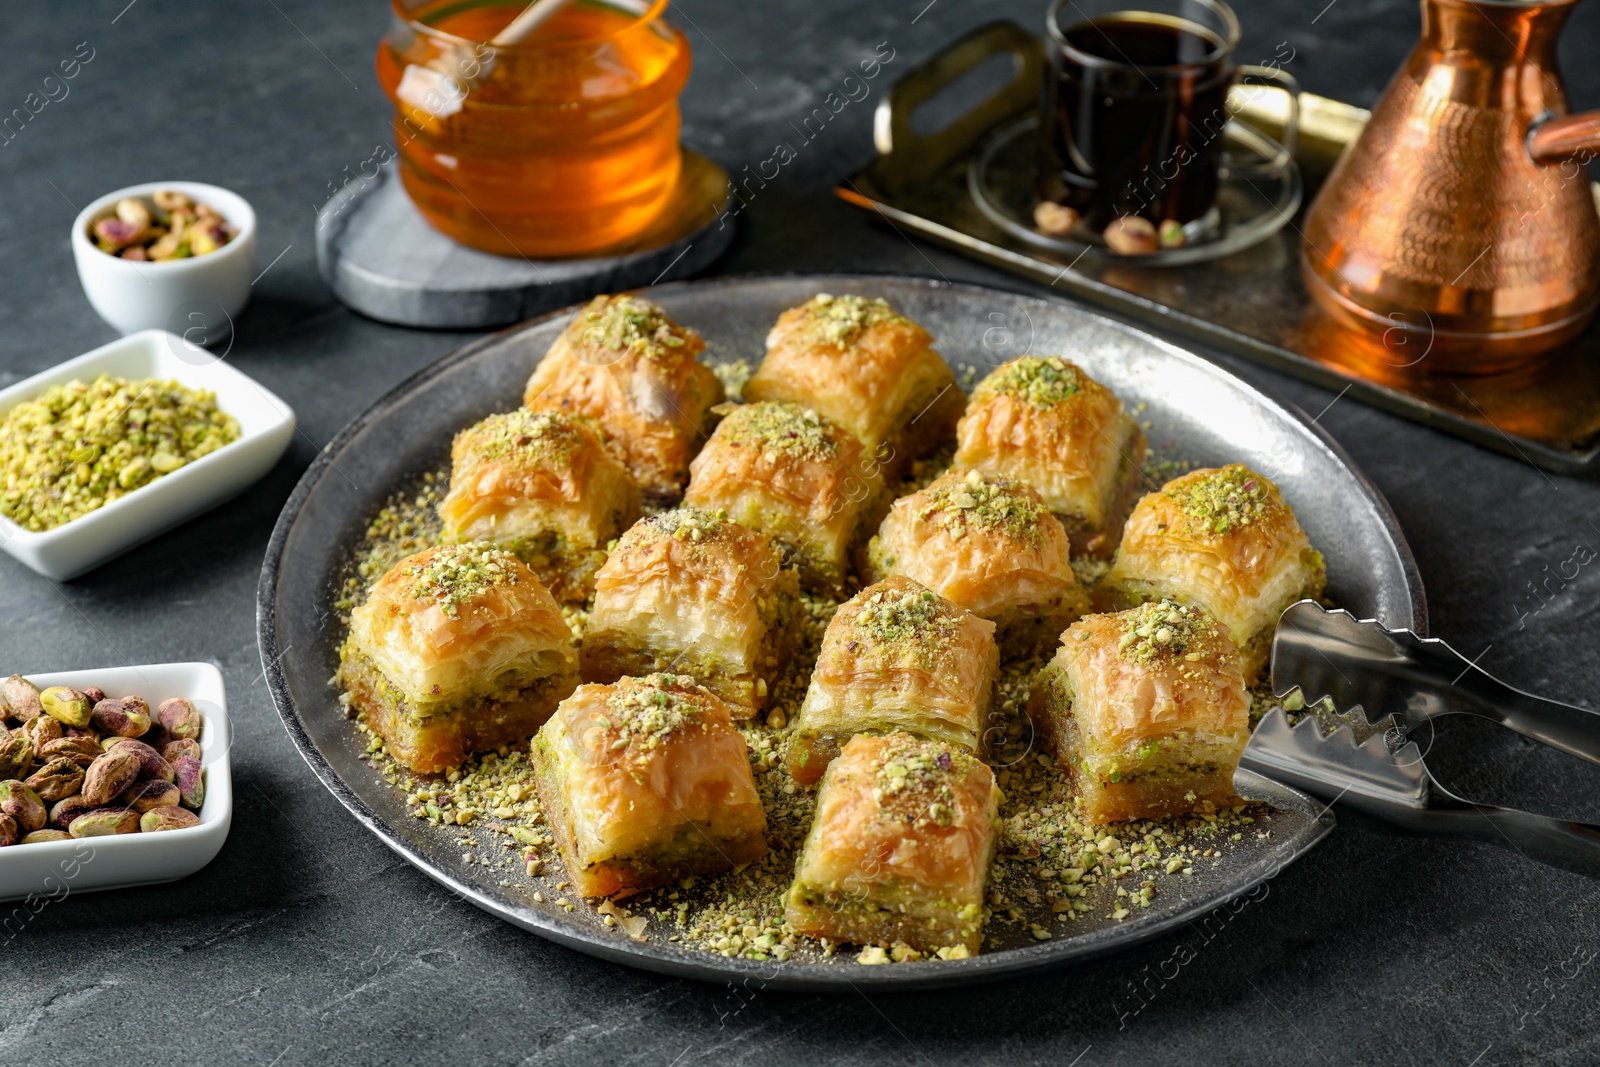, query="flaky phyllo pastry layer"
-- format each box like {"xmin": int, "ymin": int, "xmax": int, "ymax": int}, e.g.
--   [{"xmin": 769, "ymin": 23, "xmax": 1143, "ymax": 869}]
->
[
  {"xmin": 685, "ymin": 401, "xmax": 885, "ymax": 595},
  {"xmin": 581, "ymin": 506, "xmax": 802, "ymax": 714},
  {"xmin": 745, "ymin": 294, "xmax": 962, "ymax": 480},
  {"xmin": 523, "ymin": 294, "xmax": 724, "ymax": 500},
  {"xmin": 1031, "ymin": 599, "xmax": 1250, "ymax": 823},
  {"xmin": 533, "ymin": 674, "xmax": 767, "ymax": 898},
  {"xmin": 787, "ymin": 576, "xmax": 997, "ymax": 784},
  {"xmin": 954, "ymin": 355, "xmax": 1147, "ymax": 558},
  {"xmin": 862, "ymin": 468, "xmax": 1088, "ymax": 648},
  {"xmin": 341, "ymin": 543, "xmax": 579, "ymax": 772},
  {"xmin": 439, "ymin": 408, "xmax": 640, "ymax": 601},
  {"xmin": 785, "ymin": 733, "xmax": 999, "ymax": 955},
  {"xmin": 1100, "ymin": 464, "xmax": 1326, "ymax": 681}
]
